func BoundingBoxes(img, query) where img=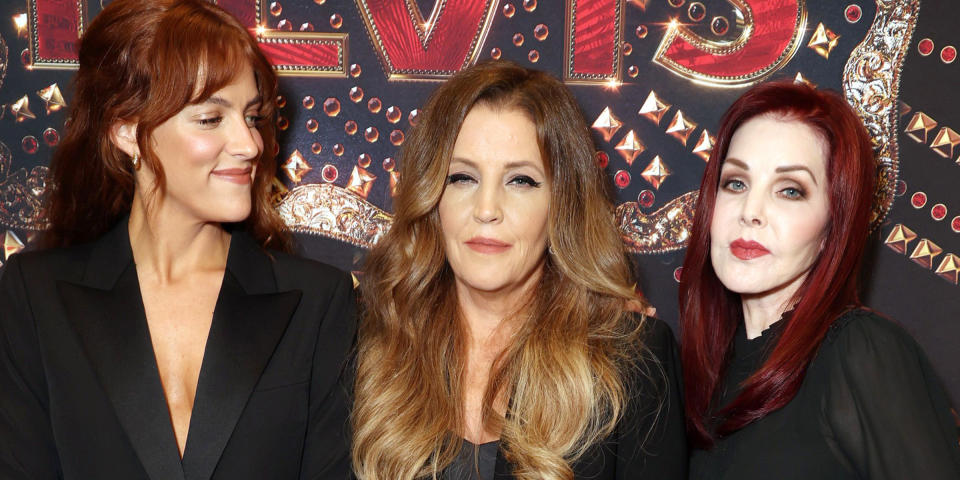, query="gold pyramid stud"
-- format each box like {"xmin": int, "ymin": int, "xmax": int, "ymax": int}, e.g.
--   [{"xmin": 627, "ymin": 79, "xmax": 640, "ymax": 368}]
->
[
  {"xmin": 692, "ymin": 130, "xmax": 715, "ymax": 162},
  {"xmin": 282, "ymin": 149, "xmax": 312, "ymax": 183},
  {"xmin": 10, "ymin": 95, "xmax": 36, "ymax": 122},
  {"xmin": 37, "ymin": 84, "xmax": 67, "ymax": 114},
  {"xmin": 930, "ymin": 127, "xmax": 960, "ymax": 159},
  {"xmin": 883, "ymin": 224, "xmax": 918, "ymax": 255},
  {"xmin": 3, "ymin": 231, "xmax": 25, "ymax": 260},
  {"xmin": 666, "ymin": 110, "xmax": 697, "ymax": 146},
  {"xmin": 934, "ymin": 253, "xmax": 960, "ymax": 284},
  {"xmin": 807, "ymin": 23, "xmax": 840, "ymax": 59},
  {"xmin": 591, "ymin": 107, "xmax": 622, "ymax": 142},
  {"xmin": 909, "ymin": 239, "xmax": 943, "ymax": 269},
  {"xmin": 904, "ymin": 112, "xmax": 937, "ymax": 144},
  {"xmin": 793, "ymin": 72, "xmax": 816, "ymax": 88},
  {"xmin": 347, "ymin": 166, "xmax": 377, "ymax": 199},
  {"xmin": 614, "ymin": 130, "xmax": 645, "ymax": 165},
  {"xmin": 640, "ymin": 155, "xmax": 671, "ymax": 190},
  {"xmin": 638, "ymin": 90, "xmax": 671, "ymax": 125}
]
